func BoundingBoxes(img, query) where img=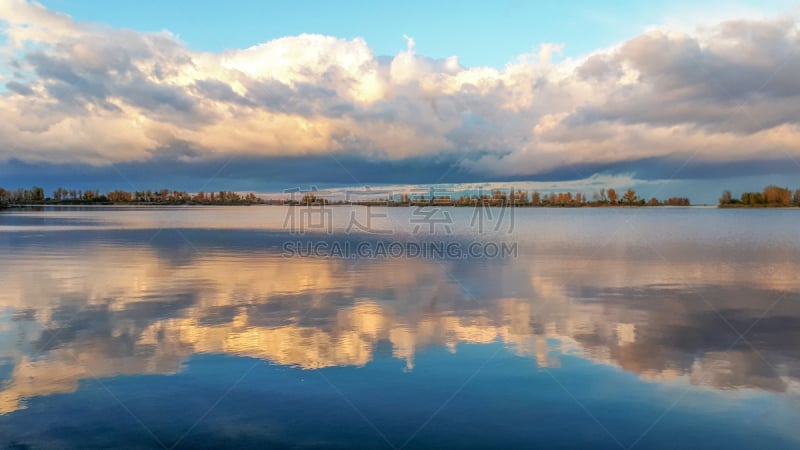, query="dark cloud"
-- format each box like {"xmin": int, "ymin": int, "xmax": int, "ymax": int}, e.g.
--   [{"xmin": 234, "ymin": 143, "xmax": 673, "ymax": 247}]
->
[
  {"xmin": 576, "ymin": 54, "xmax": 620, "ymax": 81},
  {"xmin": 2, "ymin": 151, "xmax": 799, "ymax": 205},
  {"xmin": 27, "ymin": 51, "xmax": 109, "ymax": 102},
  {"xmin": 115, "ymin": 76, "xmax": 199, "ymax": 116},
  {"xmin": 193, "ymin": 79, "xmax": 253, "ymax": 106},
  {"xmin": 4, "ymin": 80, "xmax": 33, "ymax": 95},
  {"xmin": 242, "ymin": 78, "xmax": 340, "ymax": 116},
  {"xmin": 572, "ymin": 19, "xmax": 800, "ymax": 134}
]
